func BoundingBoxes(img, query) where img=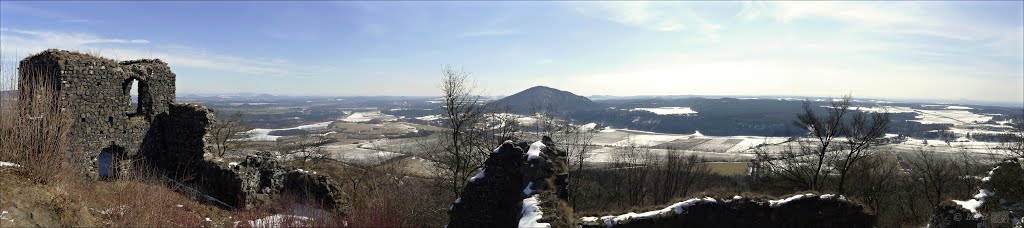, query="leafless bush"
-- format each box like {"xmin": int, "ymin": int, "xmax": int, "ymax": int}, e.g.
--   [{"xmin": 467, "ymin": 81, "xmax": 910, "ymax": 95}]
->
[
  {"xmin": 648, "ymin": 148, "xmax": 712, "ymax": 204},
  {"xmin": 0, "ymin": 56, "xmax": 76, "ymax": 184},
  {"xmin": 904, "ymin": 149, "xmax": 961, "ymax": 209},
  {"xmin": 751, "ymin": 95, "xmax": 889, "ymax": 194},
  {"xmin": 1005, "ymin": 116, "xmax": 1024, "ymax": 158},
  {"xmin": 343, "ymin": 152, "xmax": 449, "ymax": 227},
  {"xmin": 574, "ymin": 140, "xmax": 713, "ymax": 213},
  {"xmin": 209, "ymin": 112, "xmax": 249, "ymax": 158}
]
